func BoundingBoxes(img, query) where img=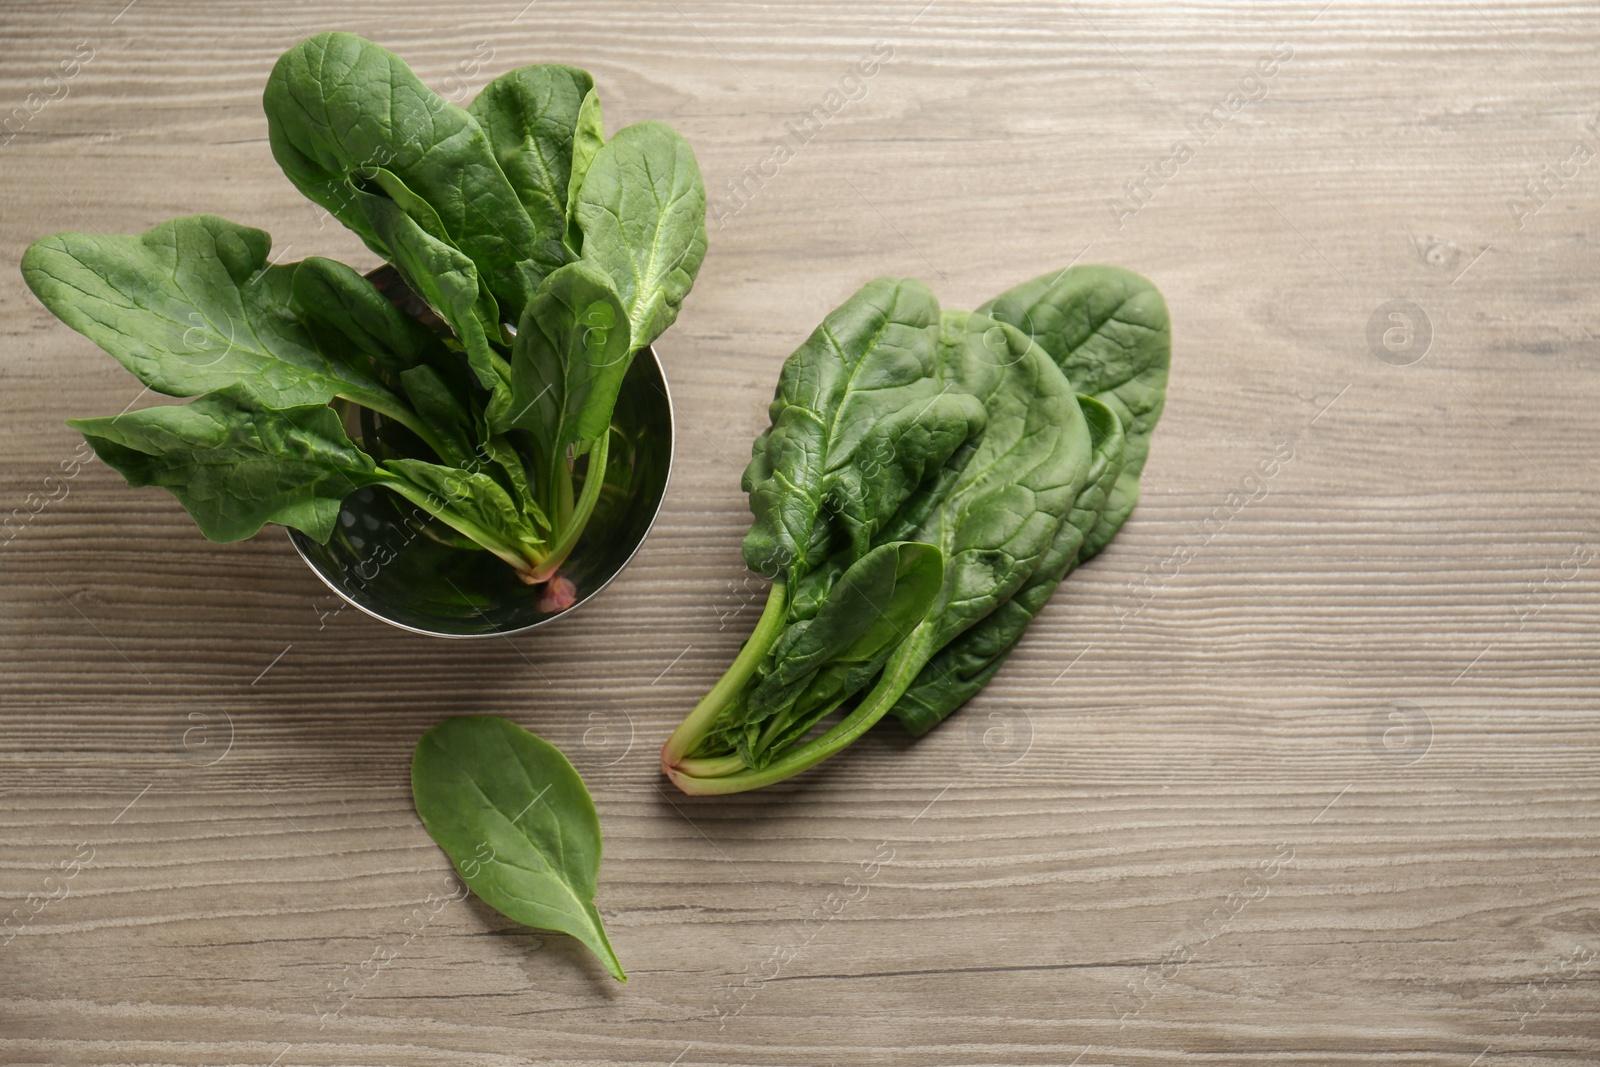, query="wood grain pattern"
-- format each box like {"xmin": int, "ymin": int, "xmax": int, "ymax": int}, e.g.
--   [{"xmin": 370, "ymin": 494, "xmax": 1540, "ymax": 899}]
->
[{"xmin": 2, "ymin": 1, "xmax": 1597, "ymax": 1063}]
